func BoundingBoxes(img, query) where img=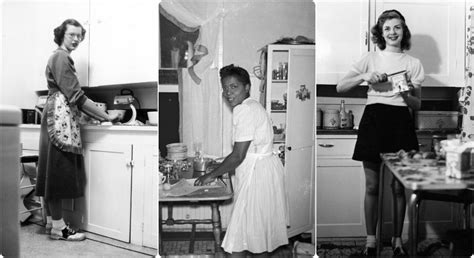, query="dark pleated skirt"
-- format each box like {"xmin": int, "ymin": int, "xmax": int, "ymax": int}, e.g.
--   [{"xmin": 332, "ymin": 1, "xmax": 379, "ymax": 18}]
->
[
  {"xmin": 352, "ymin": 103, "xmax": 419, "ymax": 163},
  {"xmin": 36, "ymin": 107, "xmax": 85, "ymax": 200}
]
